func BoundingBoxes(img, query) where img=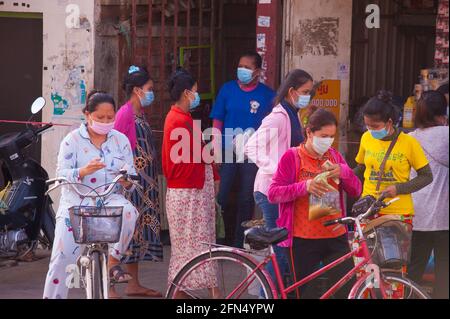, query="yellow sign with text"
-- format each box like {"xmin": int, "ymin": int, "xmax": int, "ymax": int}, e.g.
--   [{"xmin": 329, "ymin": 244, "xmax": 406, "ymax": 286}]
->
[{"xmin": 300, "ymin": 80, "xmax": 341, "ymax": 149}]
